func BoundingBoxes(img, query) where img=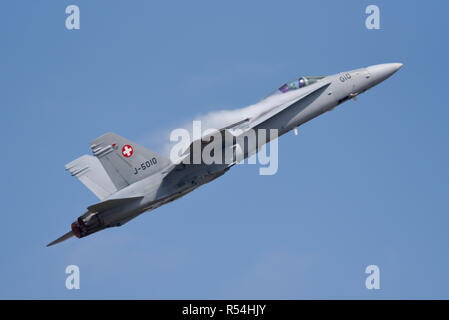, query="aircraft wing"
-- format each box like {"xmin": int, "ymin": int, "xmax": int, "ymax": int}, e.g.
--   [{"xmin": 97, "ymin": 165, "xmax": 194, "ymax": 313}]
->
[
  {"xmin": 227, "ymin": 79, "xmax": 332, "ymax": 135},
  {"xmin": 180, "ymin": 79, "xmax": 331, "ymax": 158},
  {"xmin": 181, "ymin": 118, "xmax": 250, "ymax": 156}
]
